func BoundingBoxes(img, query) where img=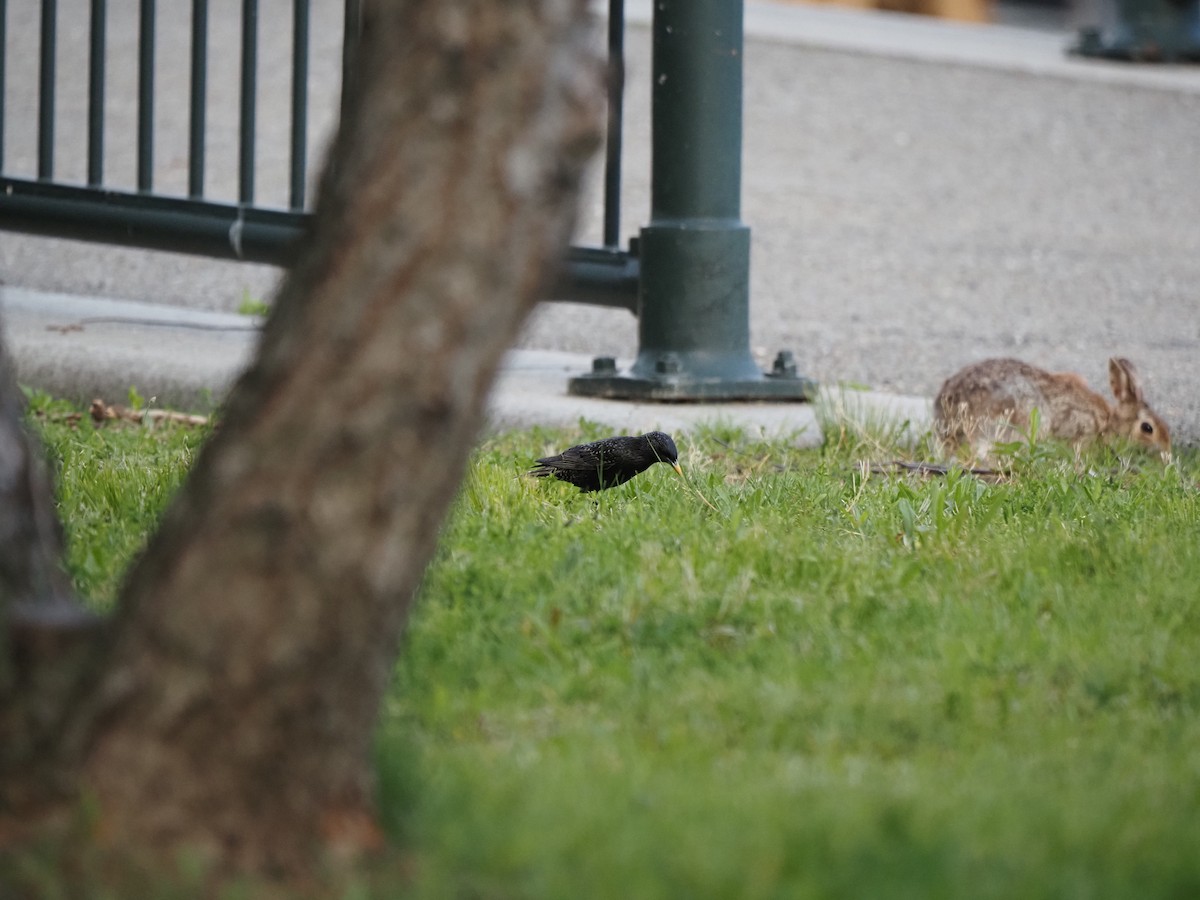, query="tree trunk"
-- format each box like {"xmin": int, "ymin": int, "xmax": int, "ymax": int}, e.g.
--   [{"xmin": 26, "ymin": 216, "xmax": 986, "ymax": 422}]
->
[
  {"xmin": 0, "ymin": 0, "xmax": 602, "ymax": 880},
  {"xmin": 0, "ymin": 346, "xmax": 102, "ymax": 809}
]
